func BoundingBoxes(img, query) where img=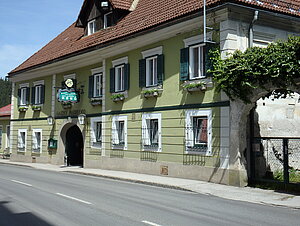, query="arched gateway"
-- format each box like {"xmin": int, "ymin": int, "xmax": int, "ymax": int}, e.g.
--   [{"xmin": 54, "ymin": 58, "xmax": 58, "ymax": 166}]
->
[{"xmin": 60, "ymin": 123, "xmax": 84, "ymax": 166}]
